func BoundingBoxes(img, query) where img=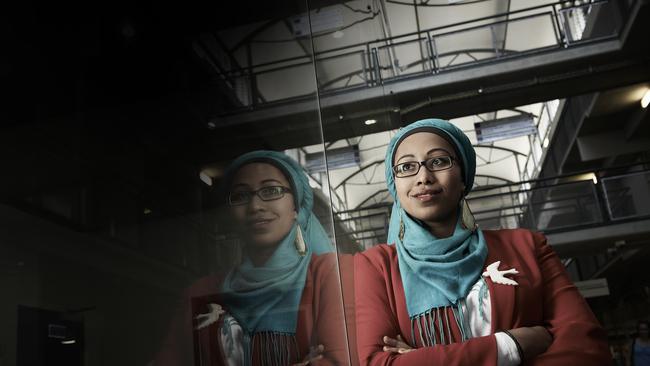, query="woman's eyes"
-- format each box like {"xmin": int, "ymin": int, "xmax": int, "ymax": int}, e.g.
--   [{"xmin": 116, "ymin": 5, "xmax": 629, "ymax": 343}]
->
[
  {"xmin": 258, "ymin": 187, "xmax": 279, "ymax": 196},
  {"xmin": 399, "ymin": 162, "xmax": 418, "ymax": 172},
  {"xmin": 230, "ymin": 191, "xmax": 249, "ymax": 200}
]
